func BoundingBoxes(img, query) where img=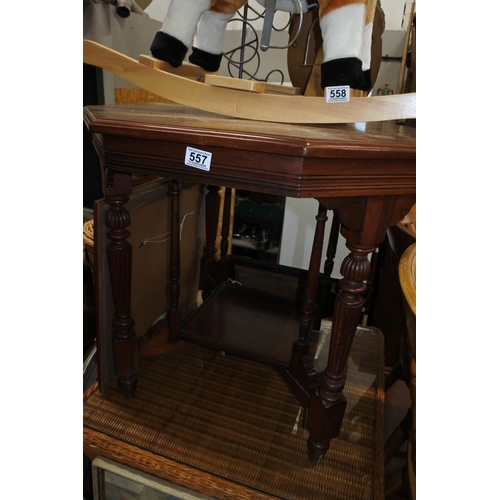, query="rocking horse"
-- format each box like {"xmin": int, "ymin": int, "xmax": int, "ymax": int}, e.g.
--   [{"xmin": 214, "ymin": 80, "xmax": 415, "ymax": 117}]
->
[
  {"xmin": 82, "ymin": 0, "xmax": 416, "ymax": 123},
  {"xmin": 151, "ymin": 0, "xmax": 377, "ymax": 90}
]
